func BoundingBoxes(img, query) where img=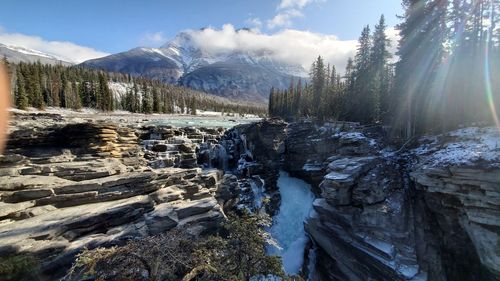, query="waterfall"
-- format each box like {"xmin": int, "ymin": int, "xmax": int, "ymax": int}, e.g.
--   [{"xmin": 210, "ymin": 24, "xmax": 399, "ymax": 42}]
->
[
  {"xmin": 217, "ymin": 144, "xmax": 229, "ymax": 171},
  {"xmin": 241, "ymin": 133, "xmax": 253, "ymax": 159},
  {"xmin": 267, "ymin": 171, "xmax": 316, "ymax": 276},
  {"xmin": 250, "ymin": 176, "xmax": 265, "ymax": 211}
]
